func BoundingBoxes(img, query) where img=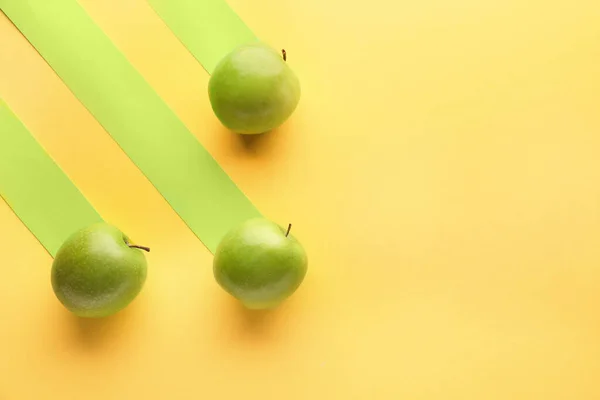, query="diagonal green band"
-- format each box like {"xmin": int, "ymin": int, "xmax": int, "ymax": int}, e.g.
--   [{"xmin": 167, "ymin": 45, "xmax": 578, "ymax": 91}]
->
[
  {"xmin": 0, "ymin": 0, "xmax": 261, "ymax": 253},
  {"xmin": 0, "ymin": 101, "xmax": 102, "ymax": 256},
  {"xmin": 147, "ymin": 0, "xmax": 258, "ymax": 74}
]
